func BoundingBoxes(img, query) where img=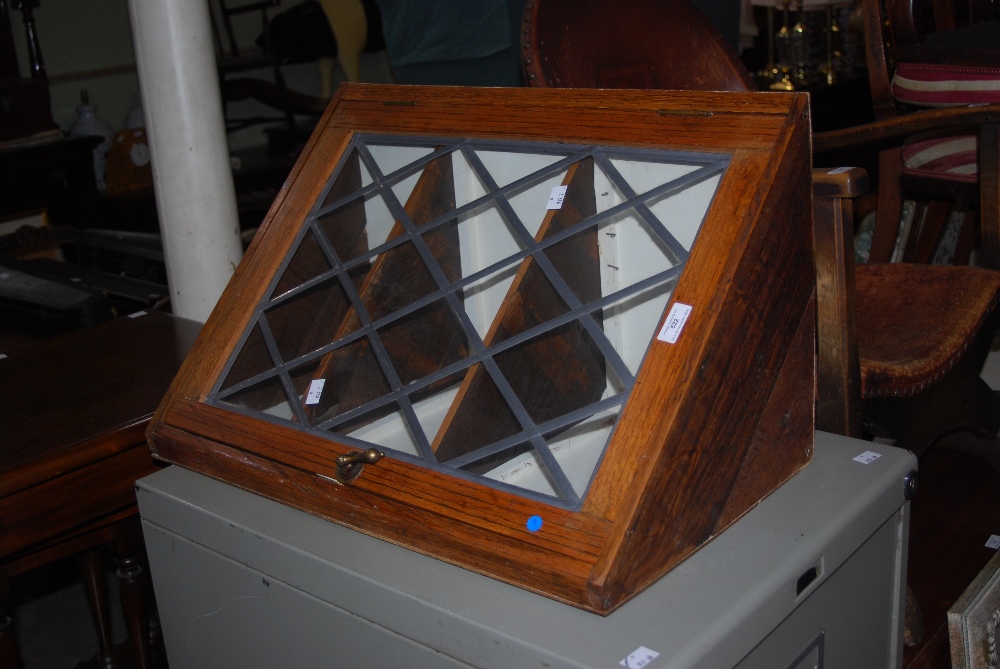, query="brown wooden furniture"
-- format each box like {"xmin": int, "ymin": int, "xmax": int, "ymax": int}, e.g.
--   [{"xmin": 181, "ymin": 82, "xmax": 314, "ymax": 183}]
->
[
  {"xmin": 813, "ymin": 0, "xmax": 1000, "ymax": 267},
  {"xmin": 147, "ymin": 83, "xmax": 817, "ymax": 615},
  {"xmin": 0, "ymin": 310, "xmax": 200, "ymax": 668},
  {"xmin": 521, "ymin": 0, "xmax": 754, "ymax": 91},
  {"xmin": 812, "ymin": 165, "xmax": 1000, "ymax": 459}
]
